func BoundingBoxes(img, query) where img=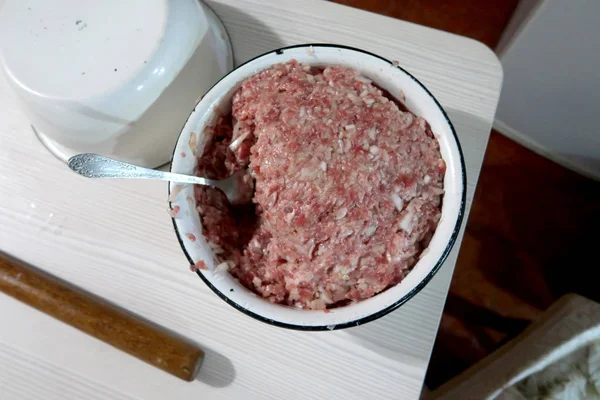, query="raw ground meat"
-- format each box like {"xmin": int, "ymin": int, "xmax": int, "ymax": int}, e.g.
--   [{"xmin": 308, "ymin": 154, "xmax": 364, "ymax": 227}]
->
[{"xmin": 195, "ymin": 60, "xmax": 445, "ymax": 310}]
